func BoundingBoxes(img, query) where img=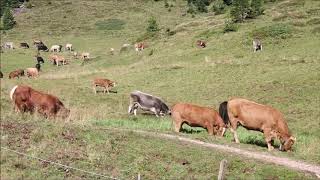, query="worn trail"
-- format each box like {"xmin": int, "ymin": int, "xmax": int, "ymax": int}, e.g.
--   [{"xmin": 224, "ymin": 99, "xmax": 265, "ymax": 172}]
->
[{"xmin": 103, "ymin": 127, "xmax": 320, "ymax": 178}]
